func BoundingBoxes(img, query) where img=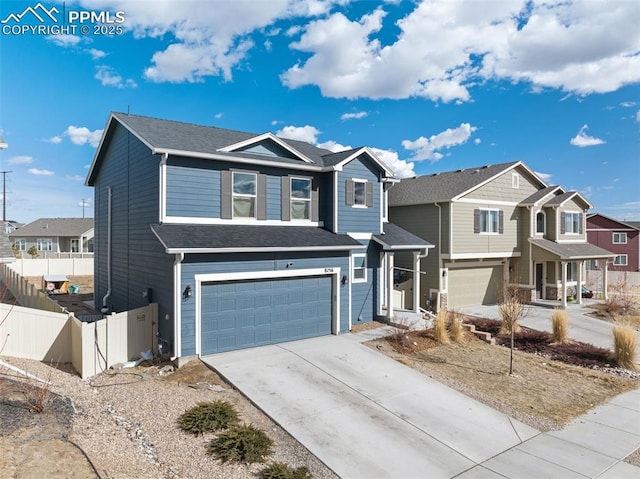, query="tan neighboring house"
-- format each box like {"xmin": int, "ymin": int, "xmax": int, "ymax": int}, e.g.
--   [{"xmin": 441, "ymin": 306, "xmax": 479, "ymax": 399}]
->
[
  {"xmin": 9, "ymin": 218, "xmax": 94, "ymax": 258},
  {"xmin": 389, "ymin": 161, "xmax": 614, "ymax": 311}
]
